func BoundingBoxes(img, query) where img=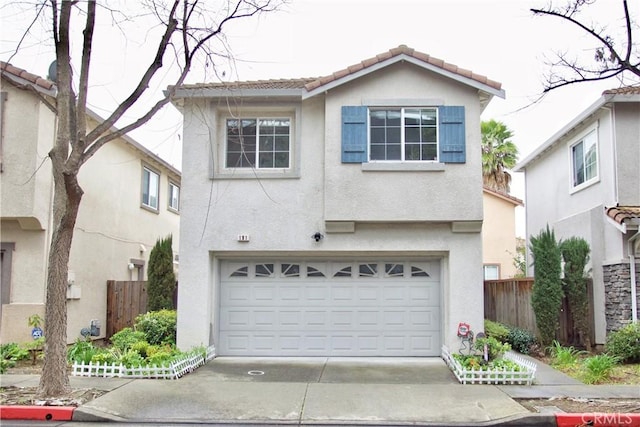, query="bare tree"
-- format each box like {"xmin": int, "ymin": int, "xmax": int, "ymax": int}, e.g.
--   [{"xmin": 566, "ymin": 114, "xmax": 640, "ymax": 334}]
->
[
  {"xmin": 531, "ymin": 0, "xmax": 640, "ymax": 92},
  {"xmin": 15, "ymin": 0, "xmax": 282, "ymax": 398}
]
